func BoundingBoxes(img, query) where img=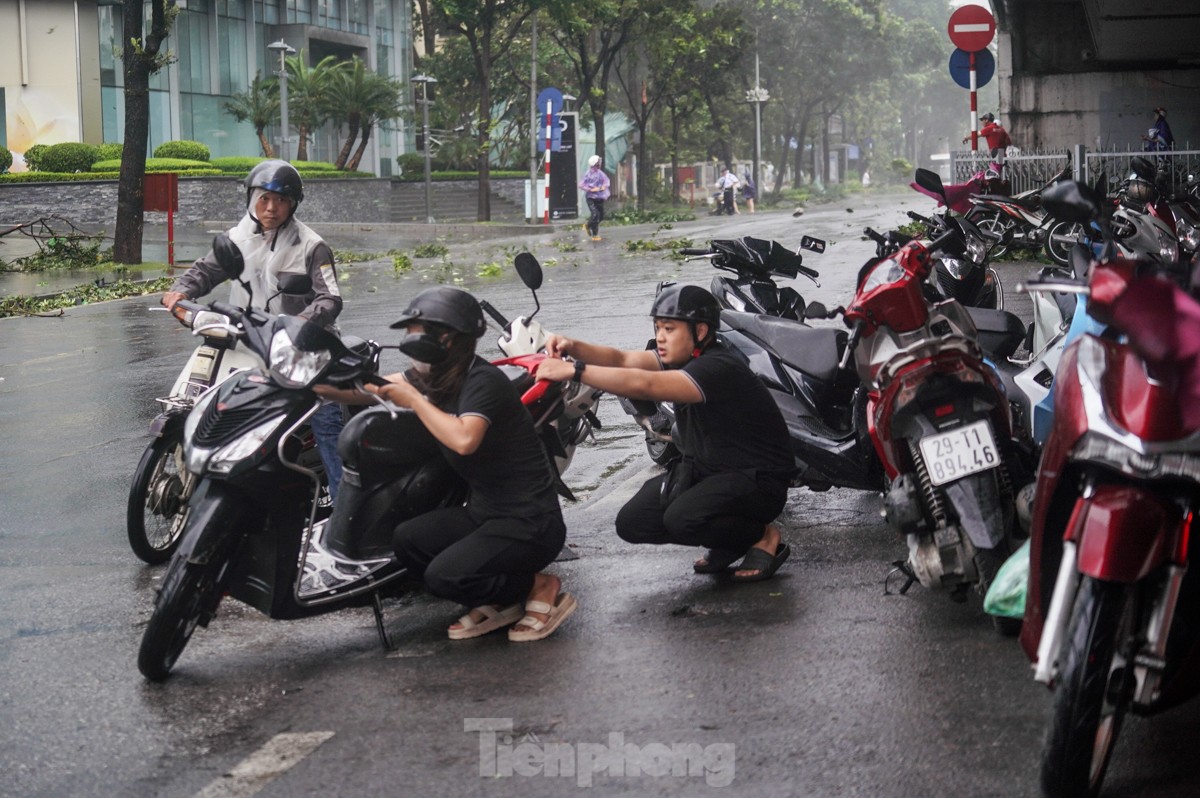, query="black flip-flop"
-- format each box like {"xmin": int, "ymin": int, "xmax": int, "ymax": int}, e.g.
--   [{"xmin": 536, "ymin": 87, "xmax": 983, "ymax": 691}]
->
[
  {"xmin": 693, "ymin": 548, "xmax": 742, "ymax": 574},
  {"xmin": 730, "ymin": 543, "xmax": 791, "ymax": 583}
]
